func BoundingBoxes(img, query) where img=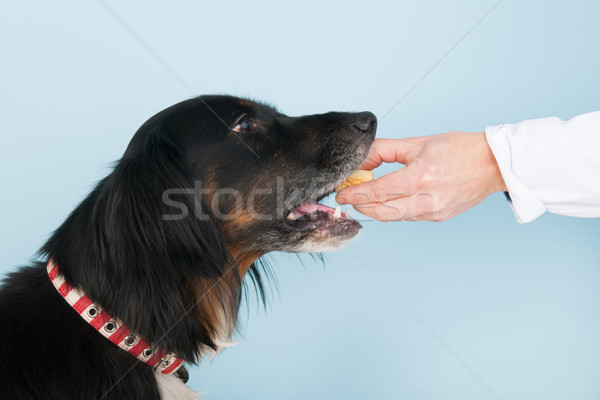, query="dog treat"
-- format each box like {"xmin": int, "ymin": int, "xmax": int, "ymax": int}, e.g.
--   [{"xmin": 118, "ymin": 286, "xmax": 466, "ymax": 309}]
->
[{"xmin": 335, "ymin": 169, "xmax": 374, "ymax": 192}]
